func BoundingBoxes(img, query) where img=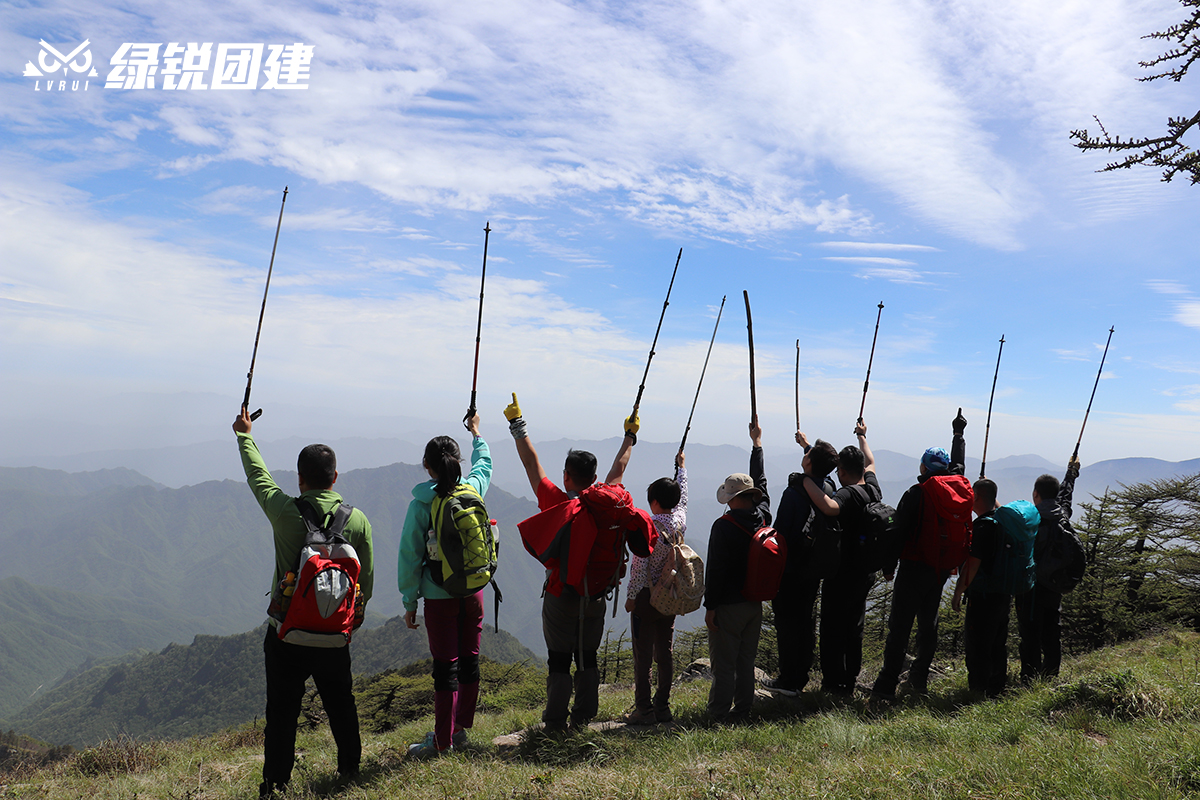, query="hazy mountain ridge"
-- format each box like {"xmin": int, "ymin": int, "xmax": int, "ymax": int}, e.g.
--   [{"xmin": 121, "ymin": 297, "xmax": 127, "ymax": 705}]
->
[
  {"xmin": 0, "ymin": 460, "xmax": 549, "ymax": 725},
  {"xmin": 9, "ymin": 618, "xmax": 535, "ymax": 749}
]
